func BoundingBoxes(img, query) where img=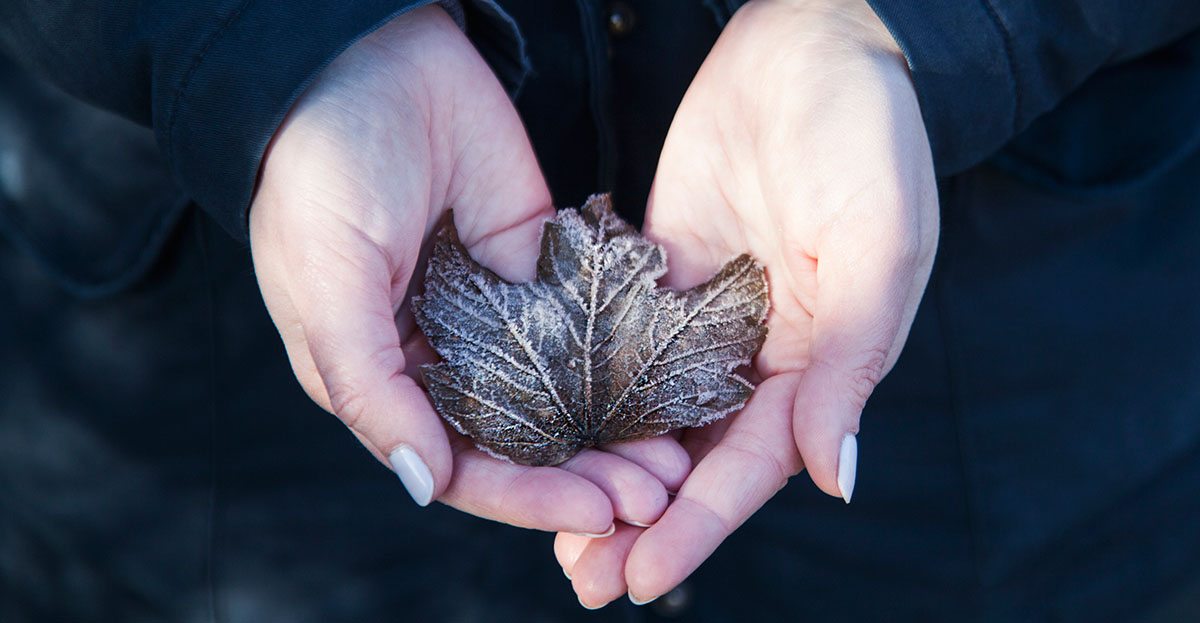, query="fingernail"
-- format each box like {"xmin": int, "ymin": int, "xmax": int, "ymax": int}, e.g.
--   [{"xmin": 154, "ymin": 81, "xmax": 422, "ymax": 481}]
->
[
  {"xmin": 625, "ymin": 519, "xmax": 652, "ymax": 528},
  {"xmin": 629, "ymin": 592, "xmax": 658, "ymax": 606},
  {"xmin": 388, "ymin": 445, "xmax": 434, "ymax": 507},
  {"xmin": 837, "ymin": 433, "xmax": 858, "ymax": 504},
  {"xmin": 571, "ymin": 524, "xmax": 615, "ymax": 538},
  {"xmin": 579, "ymin": 596, "xmax": 603, "ymax": 610},
  {"xmin": 563, "ymin": 566, "xmax": 573, "ymax": 581}
]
